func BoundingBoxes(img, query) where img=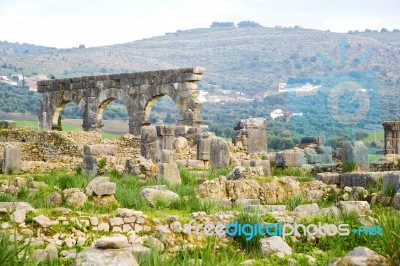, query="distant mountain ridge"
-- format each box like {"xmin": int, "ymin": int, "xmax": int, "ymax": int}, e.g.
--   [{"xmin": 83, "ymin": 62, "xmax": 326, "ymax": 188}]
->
[{"xmin": 1, "ymin": 27, "xmax": 400, "ymax": 116}]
